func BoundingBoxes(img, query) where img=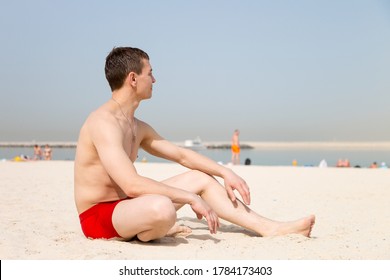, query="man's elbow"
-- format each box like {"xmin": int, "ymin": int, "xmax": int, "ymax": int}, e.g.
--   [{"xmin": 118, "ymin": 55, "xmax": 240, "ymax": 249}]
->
[
  {"xmin": 121, "ymin": 175, "xmax": 147, "ymax": 198},
  {"xmin": 176, "ymin": 147, "xmax": 192, "ymax": 166}
]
